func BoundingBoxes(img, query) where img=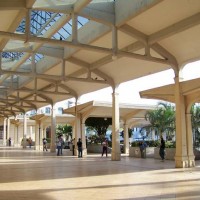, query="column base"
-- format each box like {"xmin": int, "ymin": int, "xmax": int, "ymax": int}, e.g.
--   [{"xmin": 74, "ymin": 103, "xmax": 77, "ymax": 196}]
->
[
  {"xmin": 82, "ymin": 149, "xmax": 87, "ymax": 156},
  {"xmin": 111, "ymin": 152, "xmax": 121, "ymax": 161},
  {"xmin": 35, "ymin": 146, "xmax": 43, "ymax": 151},
  {"xmin": 124, "ymin": 147, "xmax": 129, "ymax": 154},
  {"xmin": 175, "ymin": 156, "xmax": 188, "ymax": 168},
  {"xmin": 188, "ymin": 155, "xmax": 195, "ymax": 167}
]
